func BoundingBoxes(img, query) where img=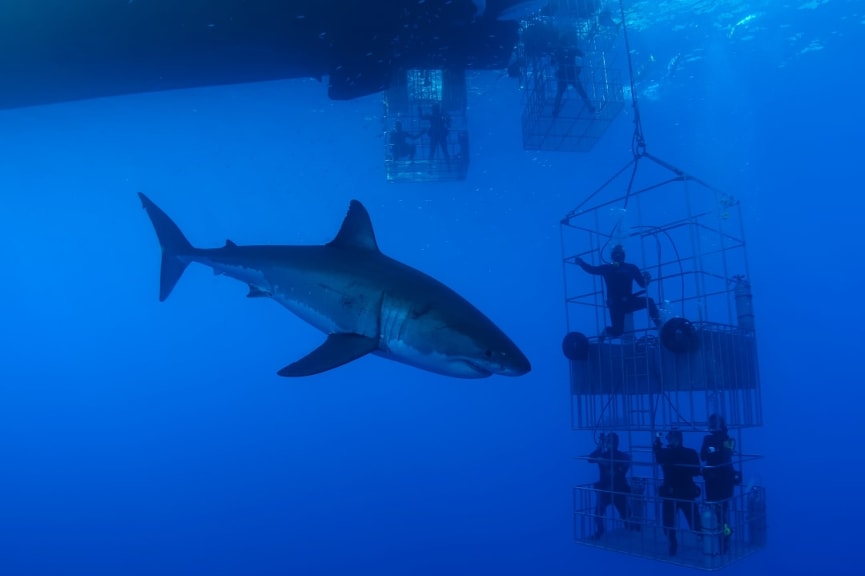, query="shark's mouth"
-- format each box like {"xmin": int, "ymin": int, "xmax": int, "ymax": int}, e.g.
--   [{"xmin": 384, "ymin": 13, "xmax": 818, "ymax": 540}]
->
[{"xmin": 462, "ymin": 360, "xmax": 495, "ymax": 378}]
